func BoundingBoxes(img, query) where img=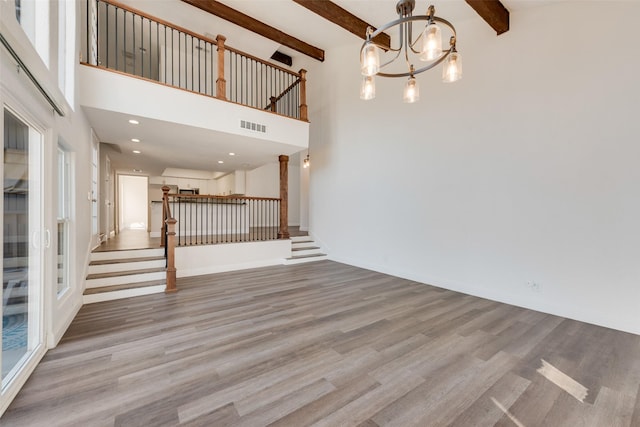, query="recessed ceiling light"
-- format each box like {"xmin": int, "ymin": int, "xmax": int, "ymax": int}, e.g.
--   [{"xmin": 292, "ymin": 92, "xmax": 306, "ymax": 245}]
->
[
  {"xmin": 131, "ymin": 138, "xmax": 140, "ymax": 142},
  {"xmin": 133, "ymin": 150, "xmax": 141, "ymax": 154},
  {"xmin": 218, "ymin": 160, "xmax": 224, "ymax": 164},
  {"xmin": 228, "ymin": 152, "xmax": 236, "ymax": 156},
  {"xmin": 128, "ymin": 119, "xmax": 139, "ymax": 125},
  {"xmin": 133, "ymin": 169, "xmax": 142, "ymax": 173}
]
